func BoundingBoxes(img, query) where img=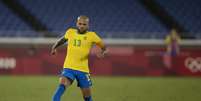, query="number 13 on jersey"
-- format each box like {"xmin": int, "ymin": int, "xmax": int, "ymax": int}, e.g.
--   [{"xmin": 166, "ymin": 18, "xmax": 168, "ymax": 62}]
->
[{"xmin": 73, "ymin": 39, "xmax": 81, "ymax": 47}]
